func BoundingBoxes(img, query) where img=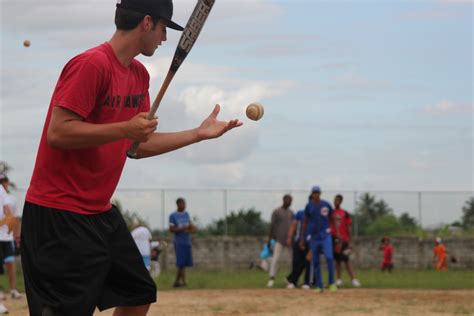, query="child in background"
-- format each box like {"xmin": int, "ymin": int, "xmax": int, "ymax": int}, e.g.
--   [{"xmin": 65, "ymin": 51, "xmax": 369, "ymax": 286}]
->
[
  {"xmin": 433, "ymin": 237, "xmax": 448, "ymax": 271},
  {"xmin": 380, "ymin": 236, "xmax": 394, "ymax": 272},
  {"xmin": 252, "ymin": 239, "xmax": 275, "ymax": 272}
]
